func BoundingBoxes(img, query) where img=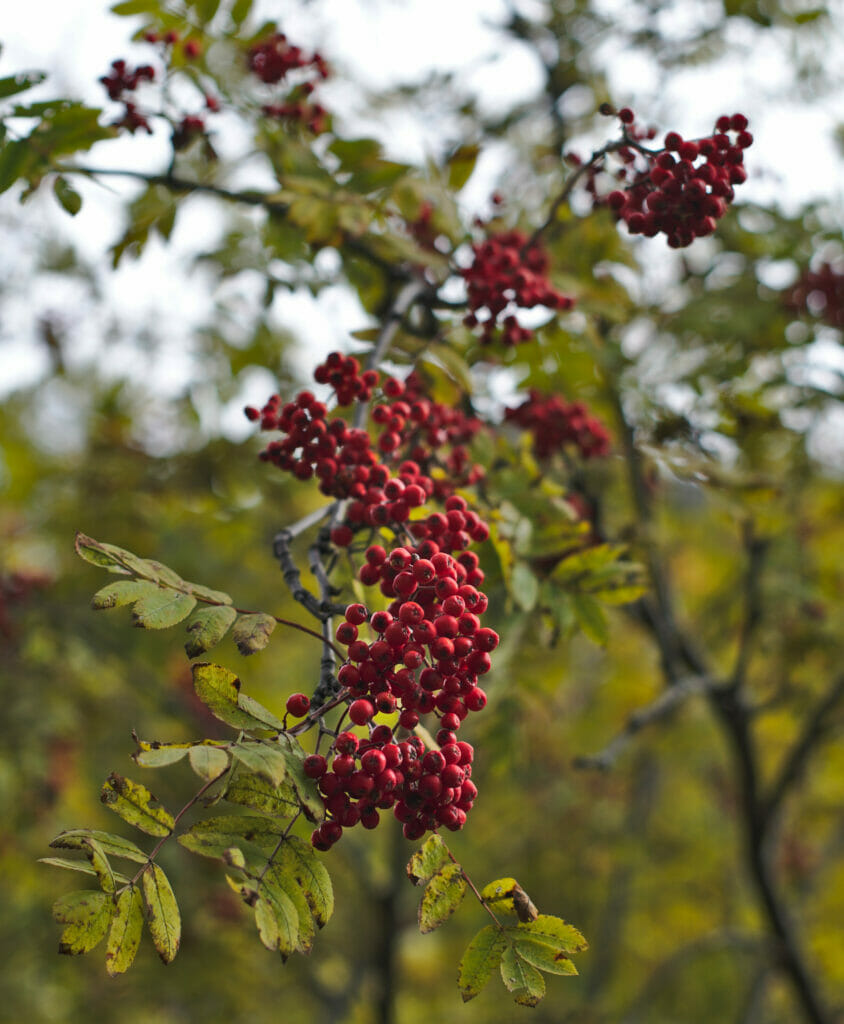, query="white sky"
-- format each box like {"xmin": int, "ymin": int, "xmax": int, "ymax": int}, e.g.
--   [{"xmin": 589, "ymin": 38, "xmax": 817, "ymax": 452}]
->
[{"xmin": 1, "ymin": 0, "xmax": 842, "ymax": 435}]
